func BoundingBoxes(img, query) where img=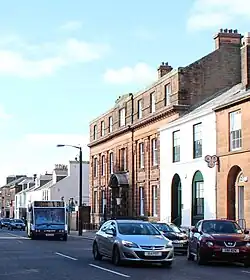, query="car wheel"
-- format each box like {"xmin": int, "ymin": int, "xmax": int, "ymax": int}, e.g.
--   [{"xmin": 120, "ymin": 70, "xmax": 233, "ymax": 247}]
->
[
  {"xmin": 196, "ymin": 247, "xmax": 207, "ymax": 265},
  {"xmin": 162, "ymin": 261, "xmax": 172, "ymax": 268},
  {"xmin": 112, "ymin": 245, "xmax": 121, "ymax": 266},
  {"xmin": 187, "ymin": 246, "xmax": 194, "ymax": 261},
  {"xmin": 93, "ymin": 241, "xmax": 102, "ymax": 261},
  {"xmin": 243, "ymin": 259, "xmax": 250, "ymax": 268}
]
